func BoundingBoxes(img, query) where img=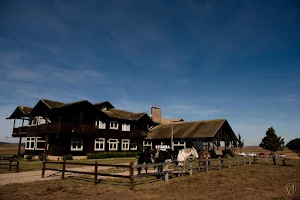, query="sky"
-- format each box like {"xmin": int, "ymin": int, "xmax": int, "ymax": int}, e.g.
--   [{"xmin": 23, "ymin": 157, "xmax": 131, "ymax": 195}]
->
[{"xmin": 0, "ymin": 0, "xmax": 299, "ymax": 146}]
